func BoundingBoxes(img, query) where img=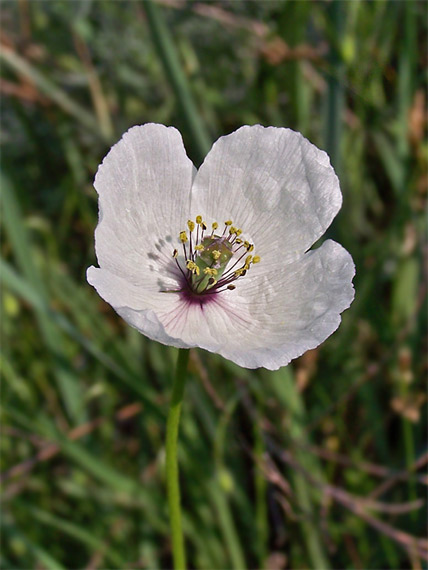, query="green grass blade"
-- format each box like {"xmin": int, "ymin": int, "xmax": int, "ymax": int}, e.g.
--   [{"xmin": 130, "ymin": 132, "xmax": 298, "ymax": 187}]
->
[
  {"xmin": 0, "ymin": 257, "xmax": 164, "ymax": 417},
  {"xmin": 0, "ymin": 46, "xmax": 107, "ymax": 141},
  {"xmin": 1, "ymin": 525, "xmax": 66, "ymax": 570},
  {"xmin": 144, "ymin": 0, "xmax": 212, "ymax": 163},
  {"xmin": 267, "ymin": 367, "xmax": 330, "ymax": 569},
  {"xmin": 1, "ymin": 174, "xmax": 84, "ymax": 423},
  {"xmin": 324, "ymin": 0, "xmax": 346, "ymax": 174},
  {"xmin": 22, "ymin": 505, "xmax": 123, "ymax": 568}
]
